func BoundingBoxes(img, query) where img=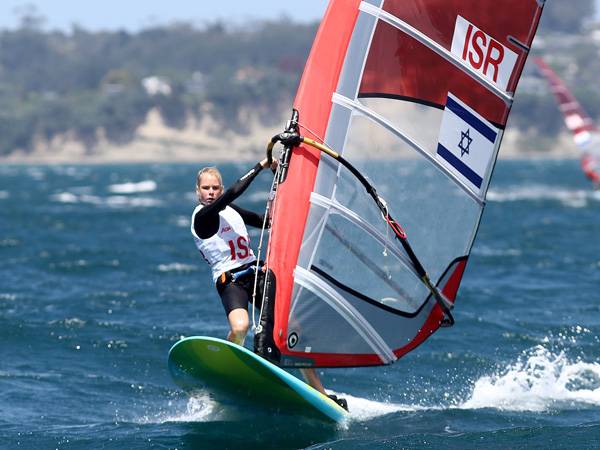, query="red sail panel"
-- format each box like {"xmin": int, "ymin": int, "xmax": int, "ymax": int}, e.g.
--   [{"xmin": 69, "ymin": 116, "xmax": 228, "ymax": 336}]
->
[
  {"xmin": 360, "ymin": 0, "xmax": 543, "ymax": 127},
  {"xmin": 268, "ymin": 0, "xmax": 363, "ymax": 355}
]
